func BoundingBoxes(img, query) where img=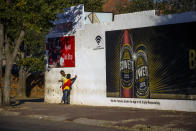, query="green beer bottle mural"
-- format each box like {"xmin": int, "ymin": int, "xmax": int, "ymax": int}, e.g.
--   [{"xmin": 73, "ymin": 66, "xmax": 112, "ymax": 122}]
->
[{"xmin": 135, "ymin": 45, "xmax": 150, "ymax": 98}]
